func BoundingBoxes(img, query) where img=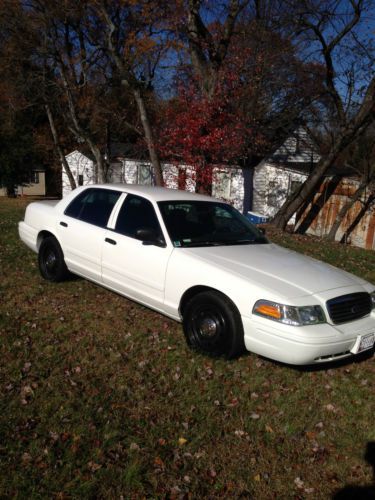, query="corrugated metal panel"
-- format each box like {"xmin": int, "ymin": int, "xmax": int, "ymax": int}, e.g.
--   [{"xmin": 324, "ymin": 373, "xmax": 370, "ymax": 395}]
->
[{"xmin": 304, "ymin": 178, "xmax": 375, "ymax": 250}]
